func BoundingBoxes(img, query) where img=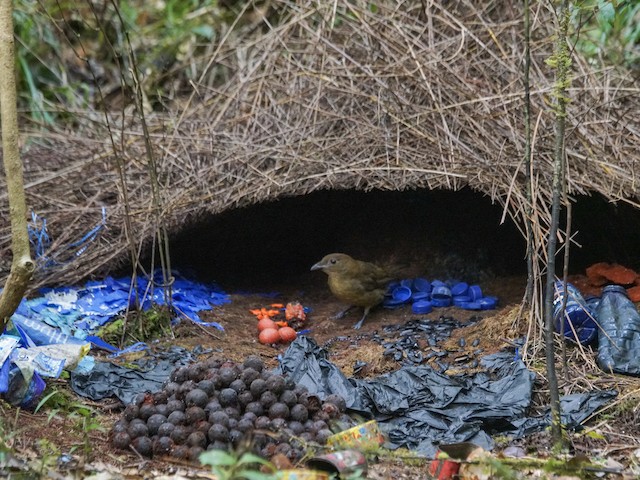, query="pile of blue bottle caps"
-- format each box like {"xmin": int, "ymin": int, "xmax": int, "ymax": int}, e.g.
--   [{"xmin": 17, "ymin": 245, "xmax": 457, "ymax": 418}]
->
[{"xmin": 383, "ymin": 278, "xmax": 498, "ymax": 315}]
